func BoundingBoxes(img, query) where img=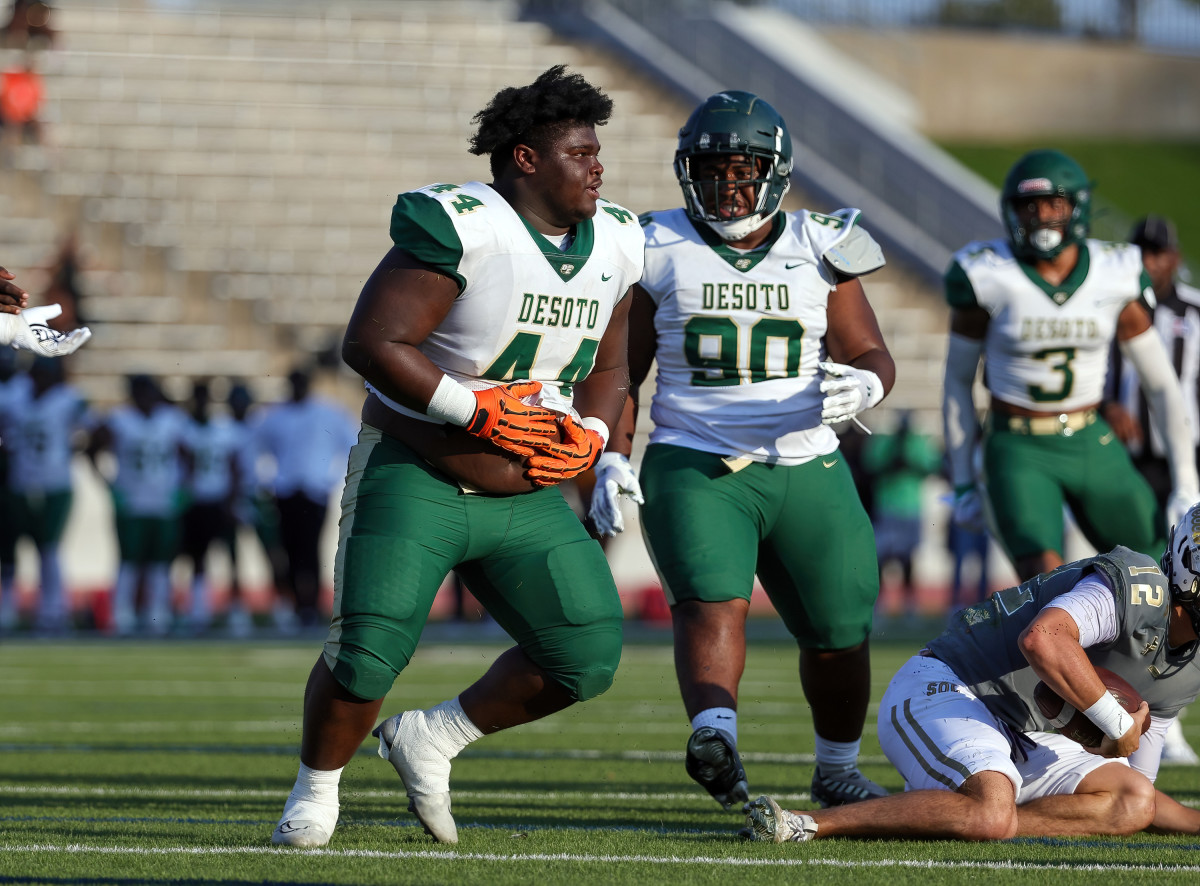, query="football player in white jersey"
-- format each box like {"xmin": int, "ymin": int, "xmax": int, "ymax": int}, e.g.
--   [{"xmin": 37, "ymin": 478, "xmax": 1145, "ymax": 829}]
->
[
  {"xmin": 6, "ymin": 357, "xmax": 90, "ymax": 632},
  {"xmin": 0, "ymin": 348, "xmax": 32, "ymax": 631},
  {"xmin": 589, "ymin": 91, "xmax": 895, "ymax": 811},
  {"xmin": 86, "ymin": 374, "xmax": 190, "ymax": 636},
  {"xmin": 943, "ymin": 150, "xmax": 1200, "ymax": 582},
  {"xmin": 0, "ymin": 265, "xmax": 90, "ymax": 357},
  {"xmin": 179, "ymin": 379, "xmax": 243, "ymax": 634},
  {"xmin": 272, "ymin": 66, "xmax": 644, "ymax": 848}
]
